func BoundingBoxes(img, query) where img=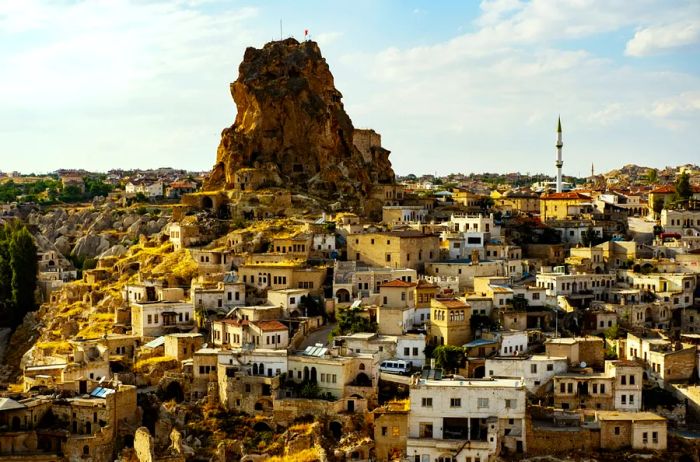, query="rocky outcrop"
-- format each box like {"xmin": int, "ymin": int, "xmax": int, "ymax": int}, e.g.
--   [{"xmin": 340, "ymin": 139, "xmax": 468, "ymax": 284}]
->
[
  {"xmin": 71, "ymin": 234, "xmax": 111, "ymax": 259},
  {"xmin": 205, "ymin": 38, "xmax": 395, "ymax": 210}
]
